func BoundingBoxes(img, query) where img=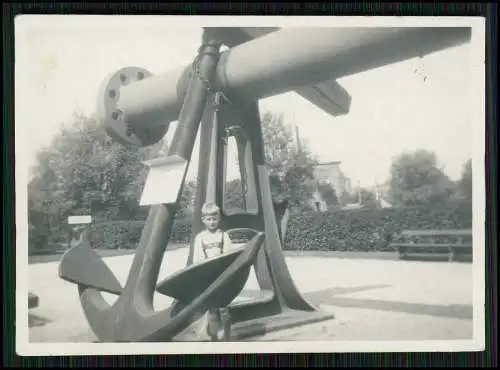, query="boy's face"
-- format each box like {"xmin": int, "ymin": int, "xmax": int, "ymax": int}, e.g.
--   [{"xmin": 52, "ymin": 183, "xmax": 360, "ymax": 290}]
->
[{"xmin": 202, "ymin": 213, "xmax": 220, "ymax": 231}]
